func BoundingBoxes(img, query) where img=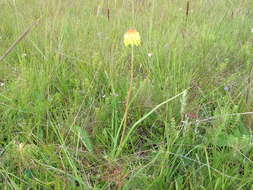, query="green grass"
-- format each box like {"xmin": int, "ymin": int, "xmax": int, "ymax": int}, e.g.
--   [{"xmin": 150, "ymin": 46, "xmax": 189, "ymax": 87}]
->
[{"xmin": 0, "ymin": 0, "xmax": 253, "ymax": 189}]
